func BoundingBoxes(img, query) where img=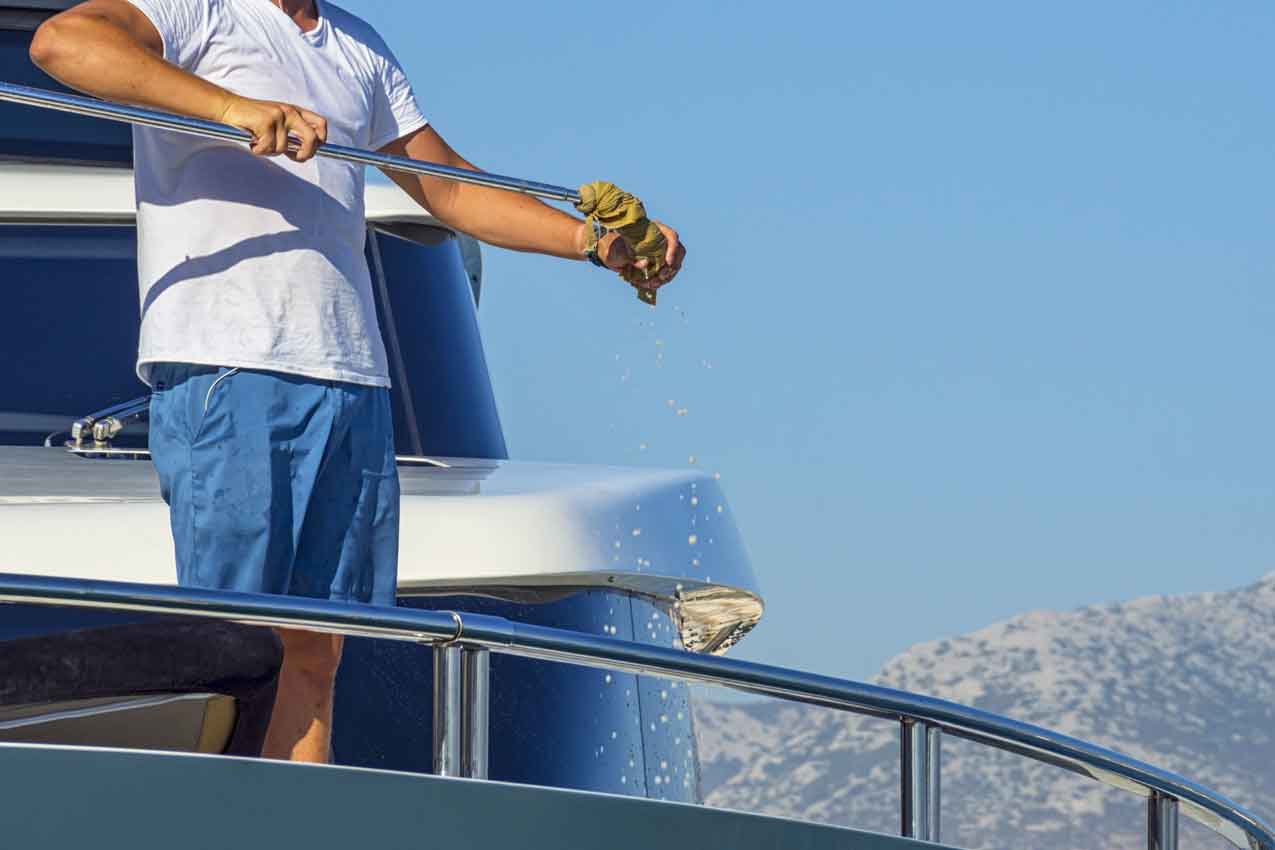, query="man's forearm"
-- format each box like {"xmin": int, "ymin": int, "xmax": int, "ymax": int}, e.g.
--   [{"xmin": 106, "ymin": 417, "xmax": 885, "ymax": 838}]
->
[
  {"xmin": 440, "ymin": 180, "xmax": 587, "ymax": 260},
  {"xmin": 30, "ymin": 7, "xmax": 233, "ymax": 123},
  {"xmin": 381, "ymin": 129, "xmax": 588, "ymax": 261}
]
